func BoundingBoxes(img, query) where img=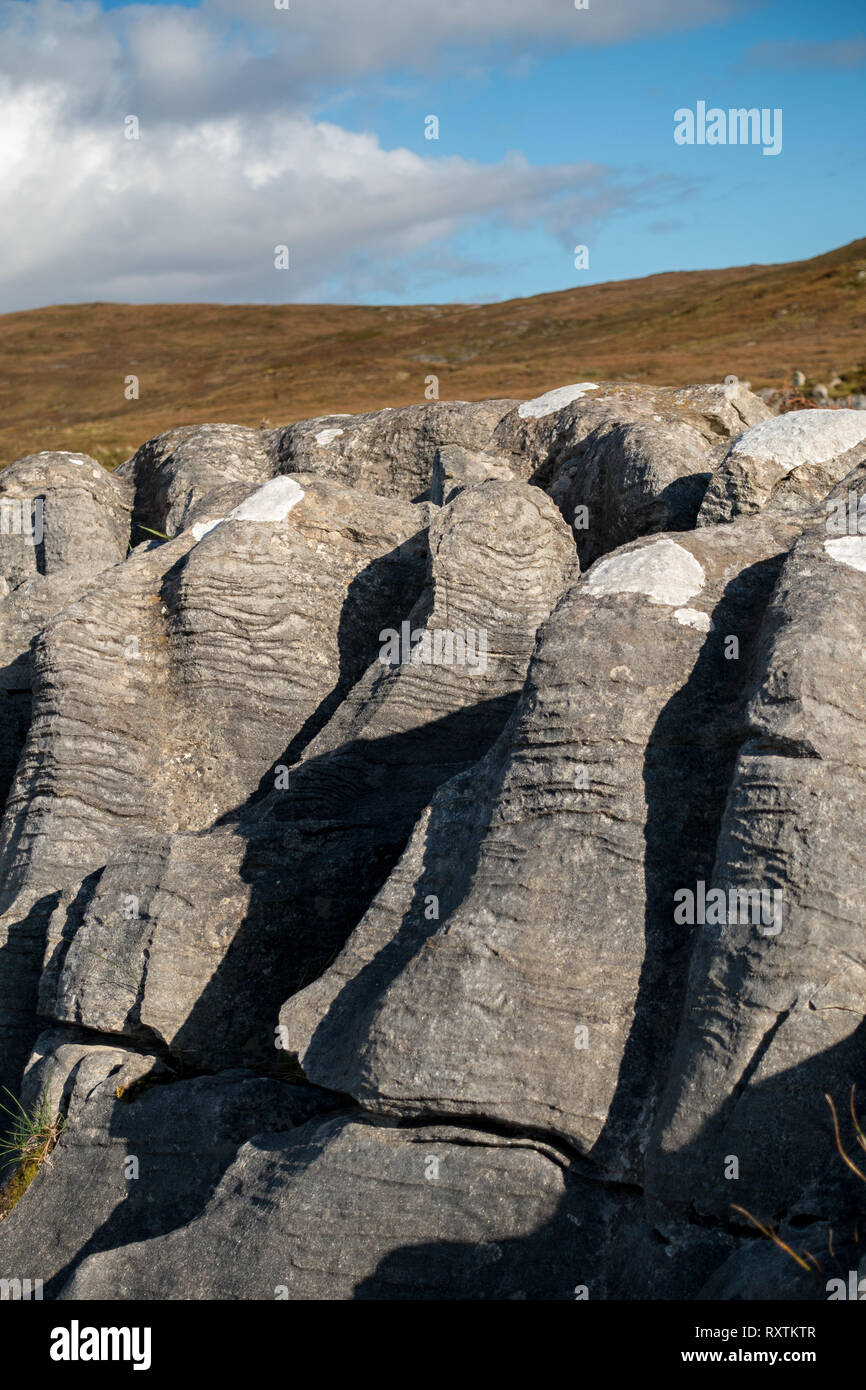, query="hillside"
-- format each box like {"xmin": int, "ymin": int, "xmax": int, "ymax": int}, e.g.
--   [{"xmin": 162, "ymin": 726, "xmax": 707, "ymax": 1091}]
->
[{"xmin": 0, "ymin": 236, "xmax": 864, "ymax": 469}]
